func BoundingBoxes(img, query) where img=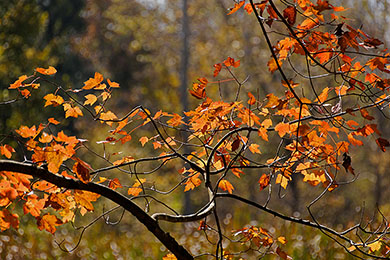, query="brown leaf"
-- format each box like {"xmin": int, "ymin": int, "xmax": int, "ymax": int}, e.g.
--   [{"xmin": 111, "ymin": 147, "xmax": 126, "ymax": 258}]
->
[
  {"xmin": 376, "ymin": 137, "xmax": 390, "ymax": 152},
  {"xmin": 342, "ymin": 153, "xmax": 354, "ymax": 175},
  {"xmin": 73, "ymin": 162, "xmax": 90, "ymax": 183},
  {"xmin": 283, "ymin": 6, "xmax": 296, "ymax": 25}
]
